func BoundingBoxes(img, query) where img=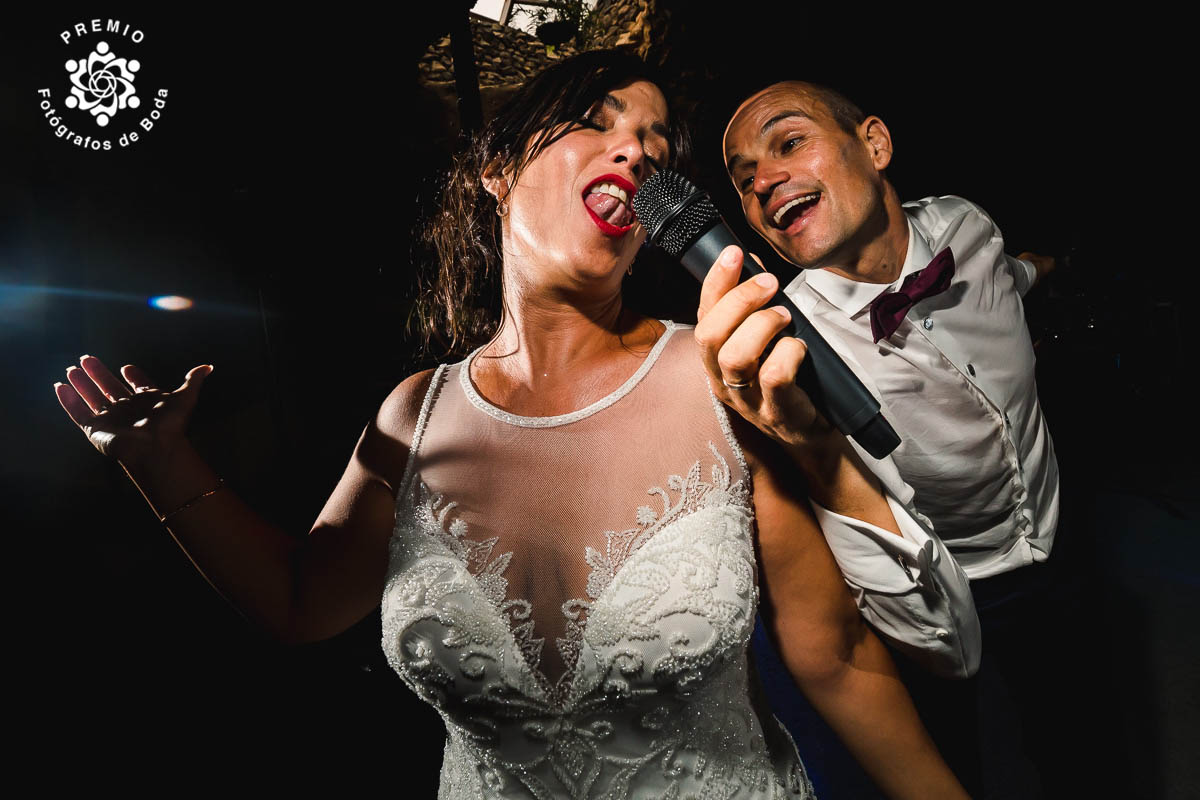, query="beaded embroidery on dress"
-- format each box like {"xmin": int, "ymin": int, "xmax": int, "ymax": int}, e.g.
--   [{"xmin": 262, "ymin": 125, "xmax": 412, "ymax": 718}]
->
[{"xmin": 382, "ymin": 321, "xmax": 815, "ymax": 798}]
